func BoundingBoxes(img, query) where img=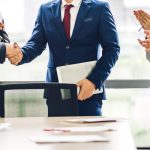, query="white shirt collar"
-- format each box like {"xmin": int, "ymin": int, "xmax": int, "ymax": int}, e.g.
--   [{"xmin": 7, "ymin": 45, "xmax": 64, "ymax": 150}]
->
[{"xmin": 61, "ymin": 0, "xmax": 82, "ymax": 8}]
